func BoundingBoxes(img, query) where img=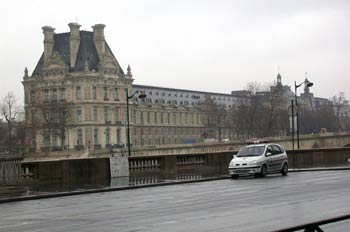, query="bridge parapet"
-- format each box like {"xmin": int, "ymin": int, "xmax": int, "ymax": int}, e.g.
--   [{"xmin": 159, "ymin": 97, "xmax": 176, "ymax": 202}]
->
[
  {"xmin": 129, "ymin": 147, "xmax": 350, "ymax": 175},
  {"xmin": 18, "ymin": 147, "xmax": 350, "ymax": 188},
  {"xmin": 0, "ymin": 155, "xmax": 22, "ymax": 186},
  {"xmin": 0, "ymin": 155, "xmax": 24, "ymax": 196}
]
